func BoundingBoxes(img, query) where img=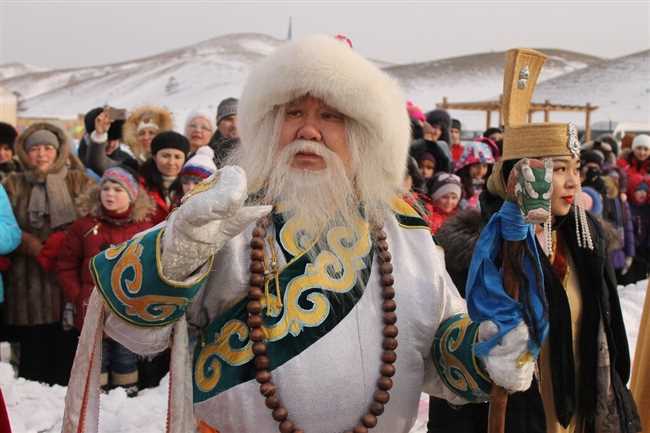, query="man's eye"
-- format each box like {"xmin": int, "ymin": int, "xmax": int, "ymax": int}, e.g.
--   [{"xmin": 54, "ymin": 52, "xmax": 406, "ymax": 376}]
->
[
  {"xmin": 322, "ymin": 111, "xmax": 344, "ymax": 121},
  {"xmin": 286, "ymin": 110, "xmax": 302, "ymax": 118}
]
